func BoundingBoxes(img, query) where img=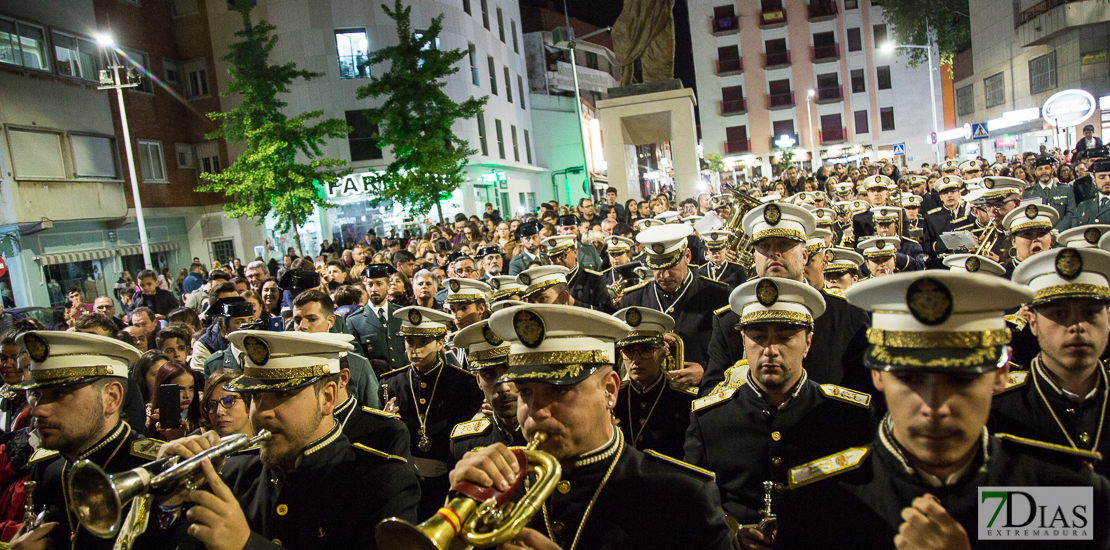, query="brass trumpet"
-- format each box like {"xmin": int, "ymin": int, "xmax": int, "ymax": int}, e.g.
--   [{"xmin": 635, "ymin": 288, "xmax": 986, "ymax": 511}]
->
[
  {"xmin": 974, "ymin": 217, "xmax": 1001, "ymax": 255},
  {"xmin": 663, "ymin": 332, "xmax": 685, "ymax": 373},
  {"xmin": 377, "ymin": 432, "xmax": 561, "ymax": 550},
  {"xmin": 13, "ymin": 480, "xmax": 46, "ymax": 537},
  {"xmin": 756, "ymin": 481, "xmax": 778, "ymax": 541},
  {"xmin": 67, "ymin": 430, "xmax": 272, "ymax": 539}
]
